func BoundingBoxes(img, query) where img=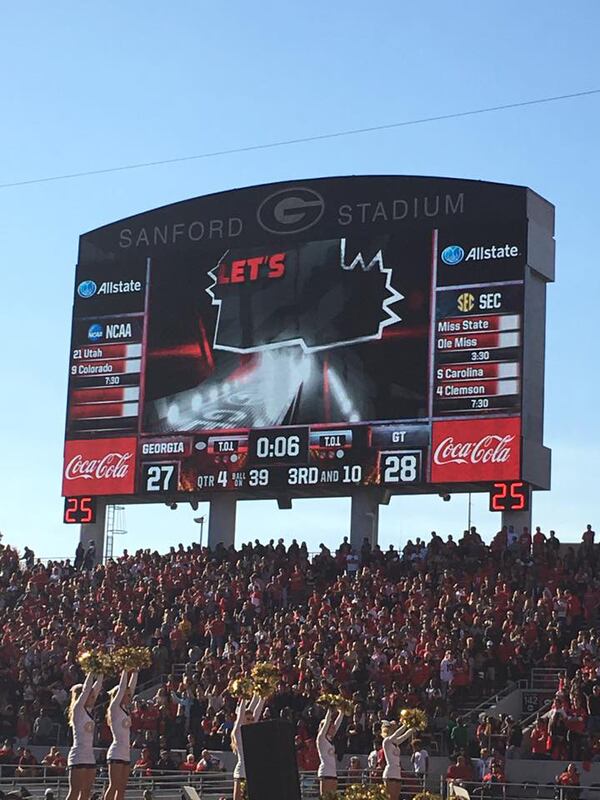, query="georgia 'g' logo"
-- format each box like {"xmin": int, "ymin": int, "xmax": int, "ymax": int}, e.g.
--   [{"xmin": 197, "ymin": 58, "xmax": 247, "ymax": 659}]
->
[{"xmin": 257, "ymin": 187, "xmax": 324, "ymax": 234}]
